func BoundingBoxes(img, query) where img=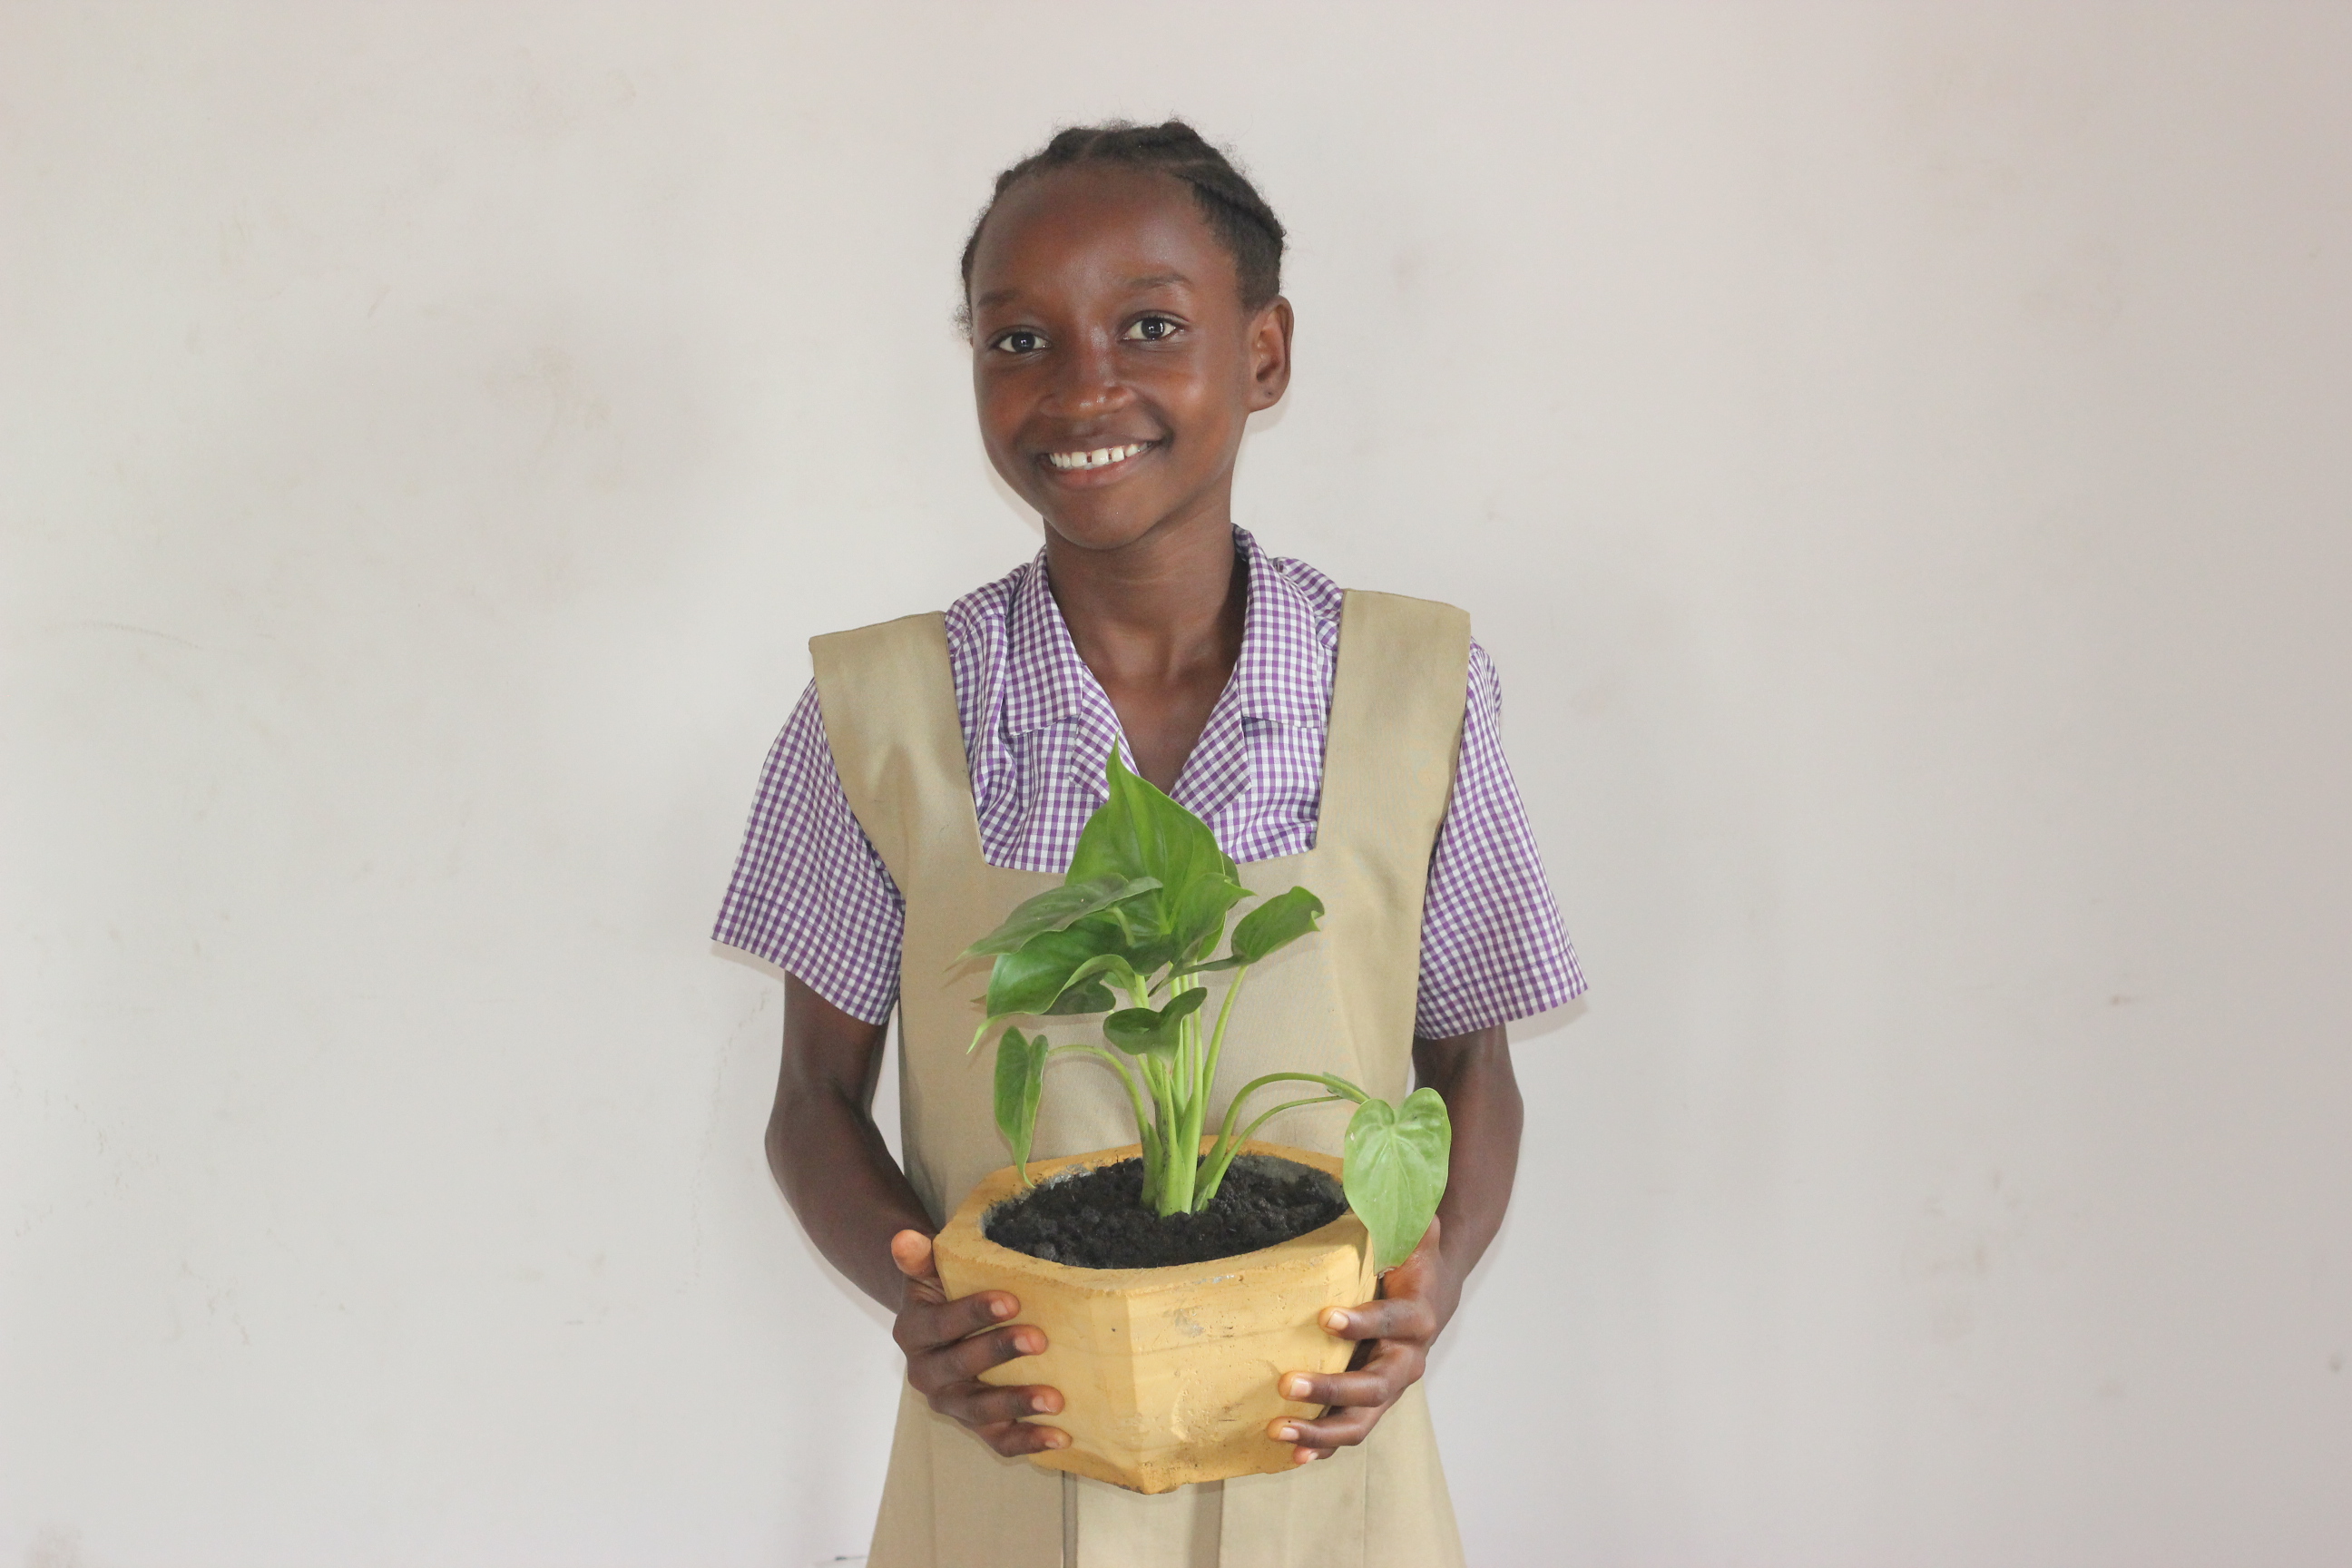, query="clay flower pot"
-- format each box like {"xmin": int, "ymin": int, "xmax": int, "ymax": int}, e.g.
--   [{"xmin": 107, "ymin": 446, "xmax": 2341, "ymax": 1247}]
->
[{"xmin": 931, "ymin": 1139, "xmax": 1377, "ymax": 1494}]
